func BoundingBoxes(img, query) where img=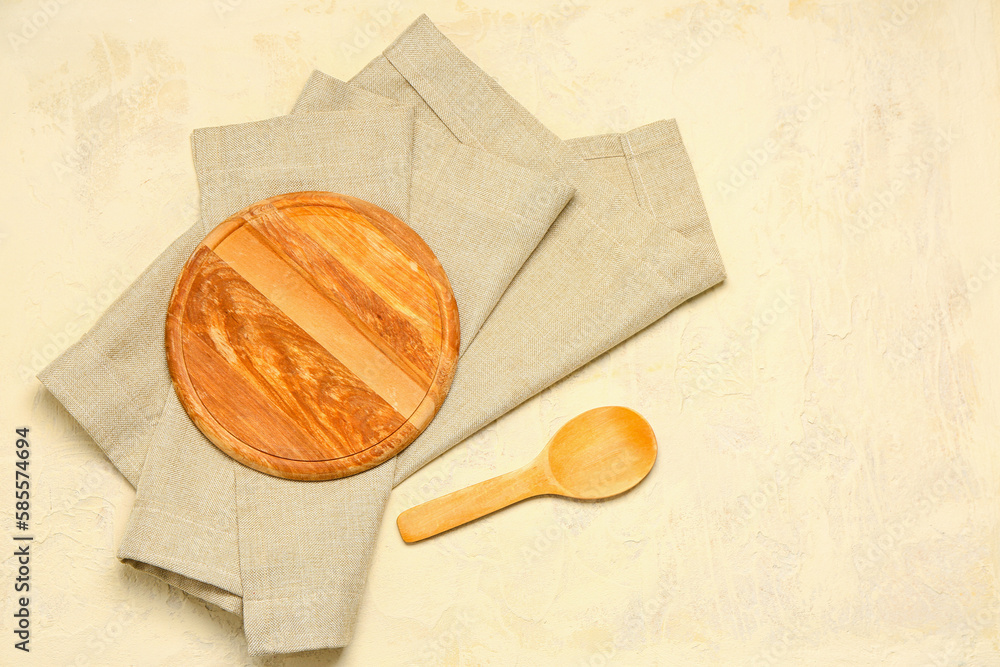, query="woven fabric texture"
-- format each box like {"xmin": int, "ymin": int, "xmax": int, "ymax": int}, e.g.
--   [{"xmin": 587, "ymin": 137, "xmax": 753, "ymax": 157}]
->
[{"xmin": 38, "ymin": 14, "xmax": 724, "ymax": 655}]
